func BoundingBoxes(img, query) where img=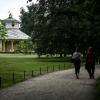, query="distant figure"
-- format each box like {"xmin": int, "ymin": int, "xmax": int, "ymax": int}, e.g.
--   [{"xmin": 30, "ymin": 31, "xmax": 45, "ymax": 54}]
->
[
  {"xmin": 72, "ymin": 49, "xmax": 81, "ymax": 79},
  {"xmin": 86, "ymin": 47, "xmax": 96, "ymax": 79}
]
